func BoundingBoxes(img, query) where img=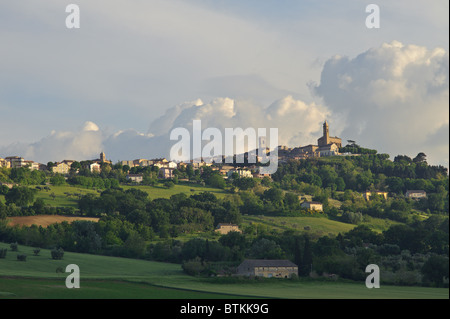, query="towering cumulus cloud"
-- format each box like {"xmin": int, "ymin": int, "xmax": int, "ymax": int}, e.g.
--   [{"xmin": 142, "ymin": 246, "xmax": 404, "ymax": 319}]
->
[
  {"xmin": 0, "ymin": 121, "xmax": 103, "ymax": 163},
  {"xmin": 1, "ymin": 42, "xmax": 447, "ymax": 166},
  {"xmin": 311, "ymin": 41, "xmax": 449, "ymax": 166},
  {"xmin": 0, "ymin": 97, "xmax": 328, "ymax": 164}
]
